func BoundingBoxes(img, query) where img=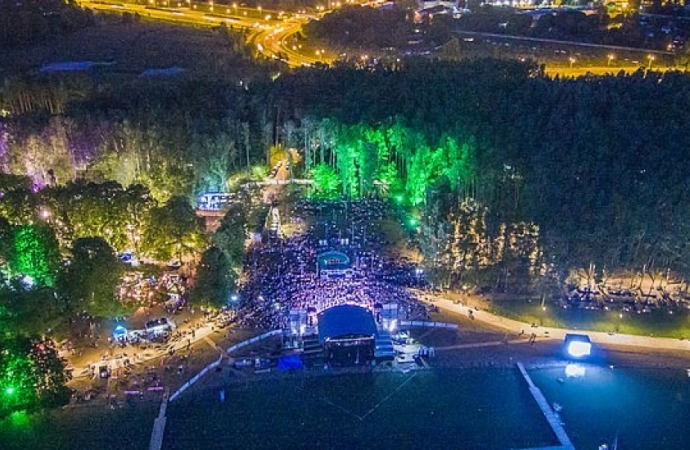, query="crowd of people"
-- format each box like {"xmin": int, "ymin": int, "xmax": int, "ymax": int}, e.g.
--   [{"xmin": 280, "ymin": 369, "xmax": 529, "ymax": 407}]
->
[{"xmin": 237, "ymin": 200, "xmax": 431, "ymax": 331}]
